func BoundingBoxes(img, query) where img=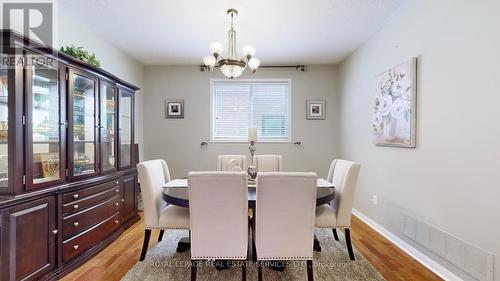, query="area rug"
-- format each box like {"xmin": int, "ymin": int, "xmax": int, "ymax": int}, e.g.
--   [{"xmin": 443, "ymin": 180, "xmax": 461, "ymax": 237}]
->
[{"xmin": 121, "ymin": 229, "xmax": 385, "ymax": 281}]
